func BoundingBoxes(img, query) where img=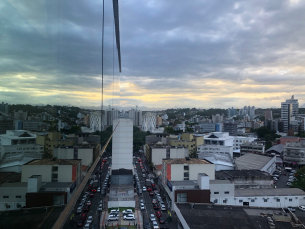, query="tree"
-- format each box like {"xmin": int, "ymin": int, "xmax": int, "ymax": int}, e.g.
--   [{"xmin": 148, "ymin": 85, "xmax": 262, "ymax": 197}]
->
[
  {"xmin": 290, "ymin": 167, "xmax": 305, "ymax": 191},
  {"xmin": 164, "ymin": 126, "xmax": 175, "ymax": 134}
]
